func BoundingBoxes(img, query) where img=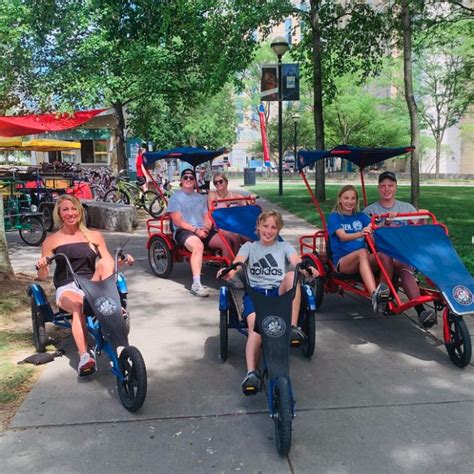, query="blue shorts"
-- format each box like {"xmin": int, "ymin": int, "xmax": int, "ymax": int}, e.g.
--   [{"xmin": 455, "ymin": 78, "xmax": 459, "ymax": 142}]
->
[{"xmin": 242, "ymin": 286, "xmax": 280, "ymax": 318}]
